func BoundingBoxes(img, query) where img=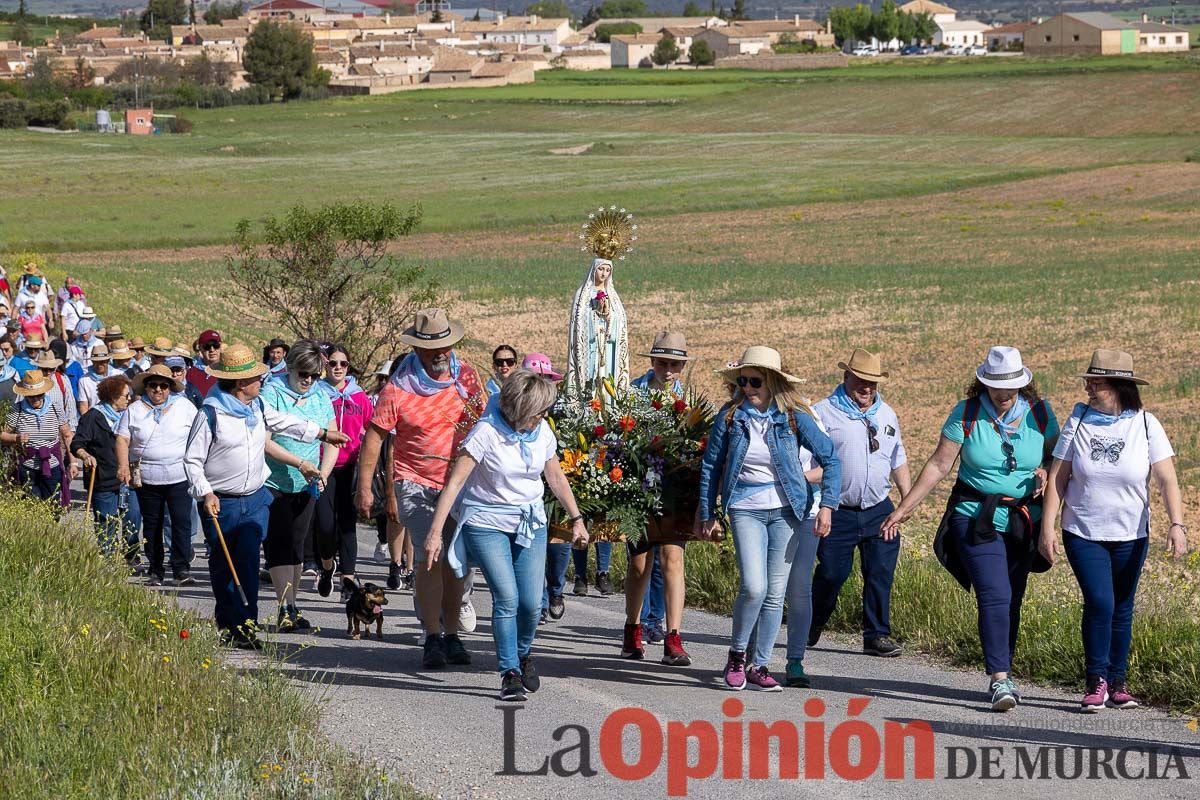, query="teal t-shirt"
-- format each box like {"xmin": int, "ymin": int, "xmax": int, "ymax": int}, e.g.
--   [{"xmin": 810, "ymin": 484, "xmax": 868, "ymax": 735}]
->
[
  {"xmin": 262, "ymin": 382, "xmax": 334, "ymax": 494},
  {"xmin": 941, "ymin": 398, "xmax": 1059, "ymax": 531}
]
